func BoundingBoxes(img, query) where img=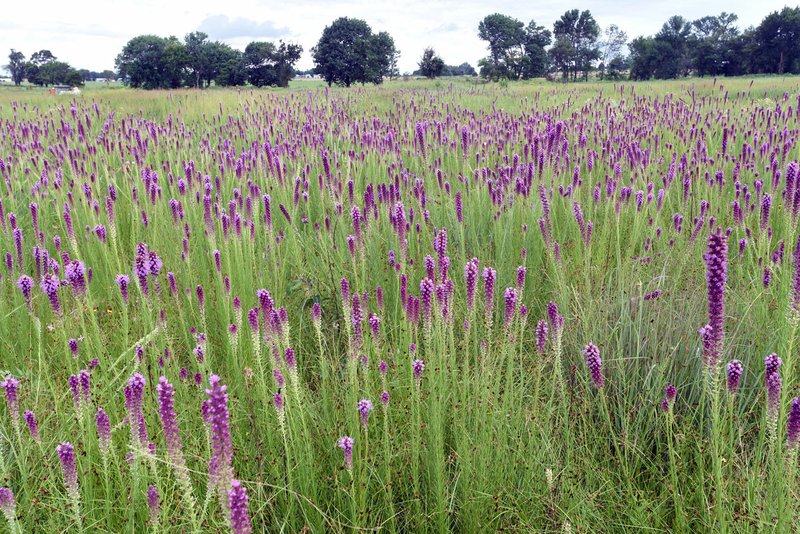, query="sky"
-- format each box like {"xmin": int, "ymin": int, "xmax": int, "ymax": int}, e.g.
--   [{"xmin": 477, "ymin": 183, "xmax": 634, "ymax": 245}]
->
[{"xmin": 0, "ymin": 0, "xmax": 790, "ymax": 75}]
